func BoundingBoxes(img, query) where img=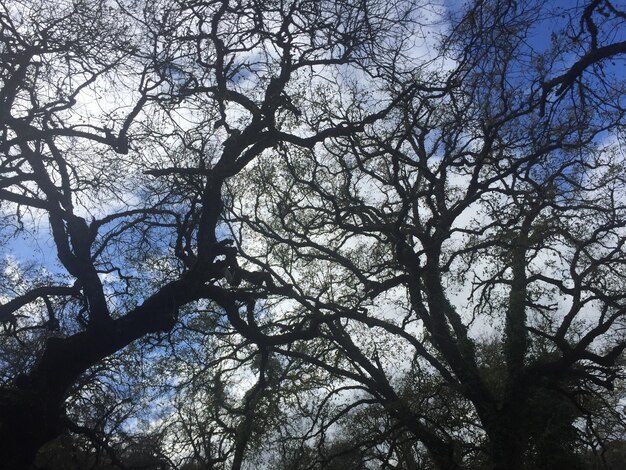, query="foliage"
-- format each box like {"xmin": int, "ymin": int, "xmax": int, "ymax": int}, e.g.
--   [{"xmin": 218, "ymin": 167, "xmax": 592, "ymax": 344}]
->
[{"xmin": 1, "ymin": 1, "xmax": 626, "ymax": 469}]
